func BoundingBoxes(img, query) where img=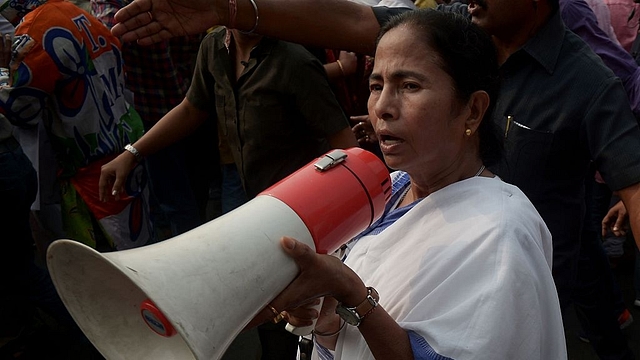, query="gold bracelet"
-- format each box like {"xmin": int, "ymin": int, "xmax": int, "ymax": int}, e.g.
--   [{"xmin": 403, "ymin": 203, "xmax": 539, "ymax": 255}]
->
[
  {"xmin": 336, "ymin": 59, "xmax": 345, "ymax": 77},
  {"xmin": 266, "ymin": 304, "xmax": 285, "ymax": 324}
]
